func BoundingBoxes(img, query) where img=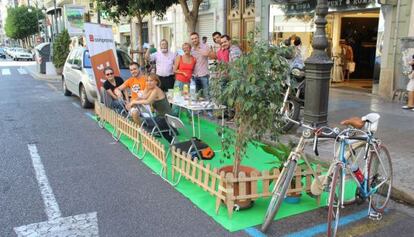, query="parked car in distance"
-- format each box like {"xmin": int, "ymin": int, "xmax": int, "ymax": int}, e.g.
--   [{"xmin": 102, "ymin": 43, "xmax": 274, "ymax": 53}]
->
[
  {"xmin": 0, "ymin": 48, "xmax": 6, "ymax": 59},
  {"xmin": 62, "ymin": 47, "xmax": 132, "ymax": 108},
  {"xmin": 12, "ymin": 48, "xmax": 33, "ymax": 61}
]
